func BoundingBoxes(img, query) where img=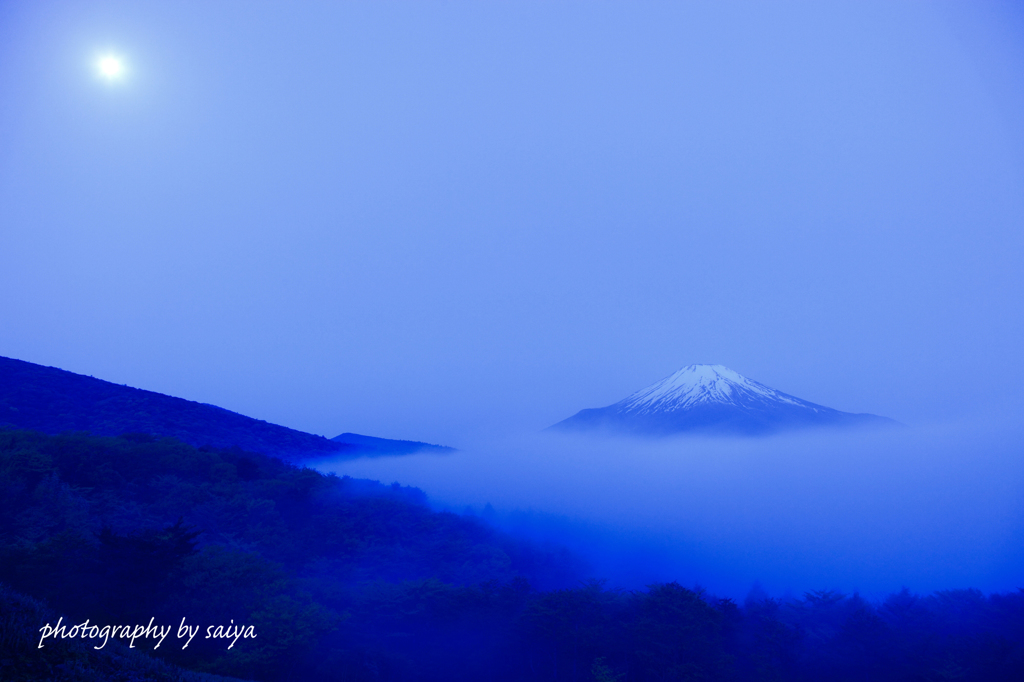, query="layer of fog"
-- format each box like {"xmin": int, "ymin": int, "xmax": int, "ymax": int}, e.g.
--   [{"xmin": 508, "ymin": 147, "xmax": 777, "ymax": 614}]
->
[{"xmin": 309, "ymin": 420, "xmax": 1024, "ymax": 598}]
